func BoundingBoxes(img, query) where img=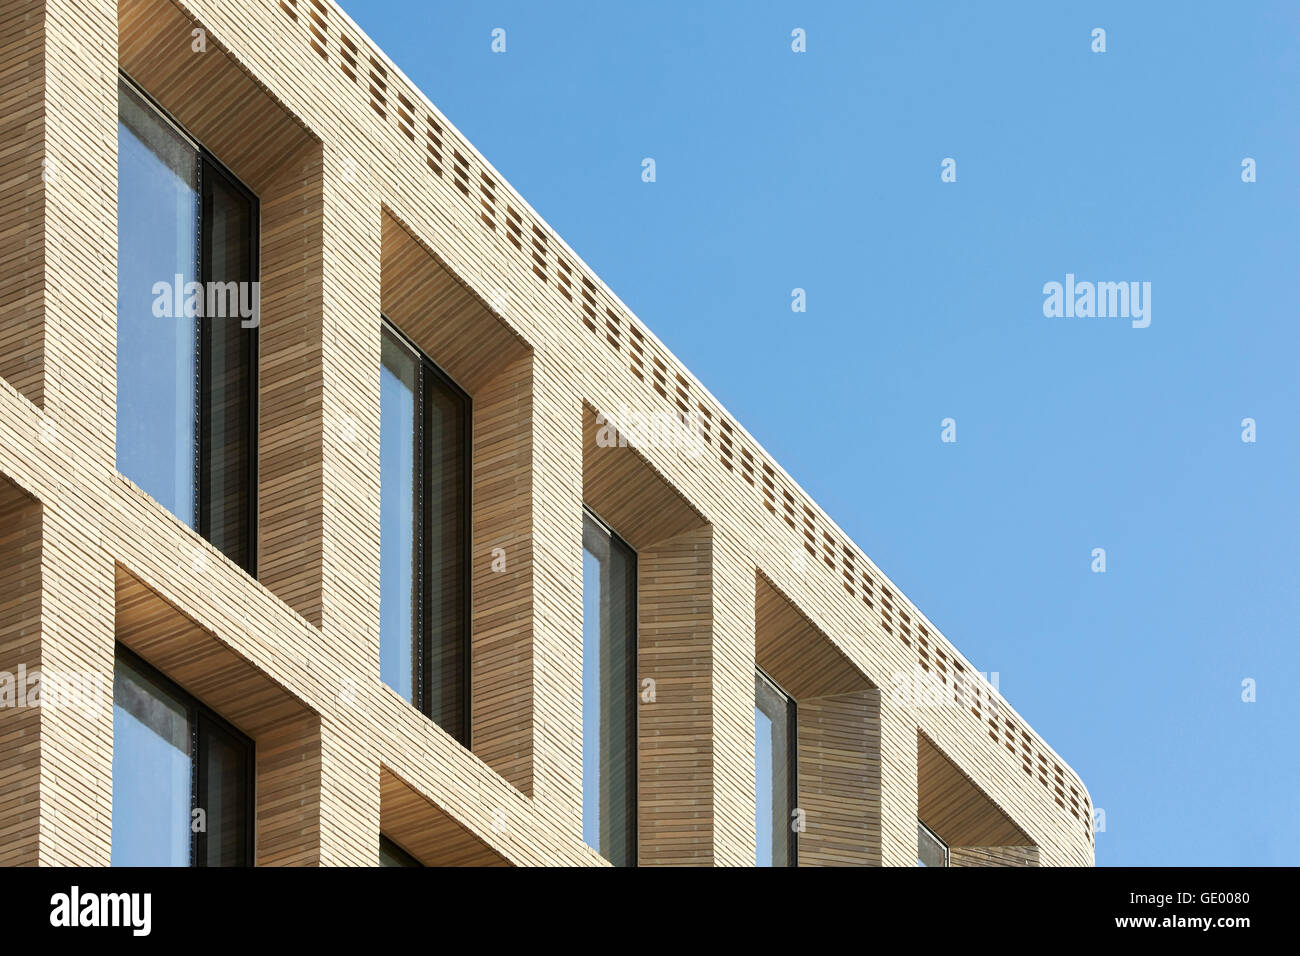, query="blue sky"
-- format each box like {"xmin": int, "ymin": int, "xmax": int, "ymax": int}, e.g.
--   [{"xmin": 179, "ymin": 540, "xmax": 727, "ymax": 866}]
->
[{"xmin": 345, "ymin": 1, "xmax": 1300, "ymax": 866}]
